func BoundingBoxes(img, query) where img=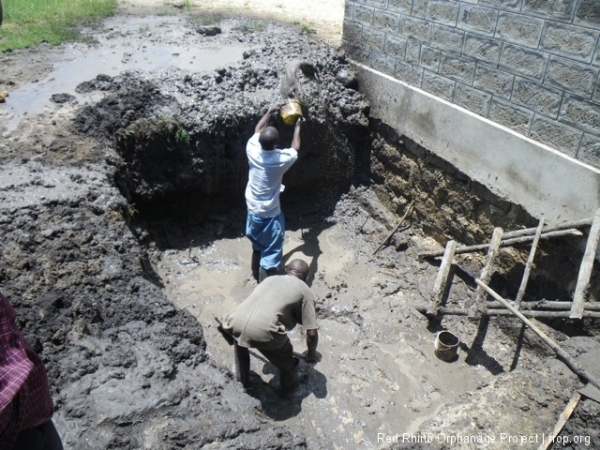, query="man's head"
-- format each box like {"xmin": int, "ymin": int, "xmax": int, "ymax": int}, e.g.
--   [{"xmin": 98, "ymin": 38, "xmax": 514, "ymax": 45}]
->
[
  {"xmin": 285, "ymin": 259, "xmax": 309, "ymax": 281},
  {"xmin": 258, "ymin": 126, "xmax": 279, "ymax": 150}
]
